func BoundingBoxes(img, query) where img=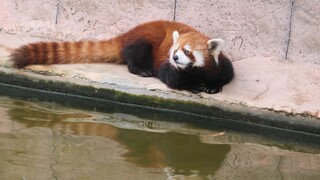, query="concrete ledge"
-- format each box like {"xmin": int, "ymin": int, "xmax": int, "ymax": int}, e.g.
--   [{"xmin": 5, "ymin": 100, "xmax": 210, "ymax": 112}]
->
[{"xmin": 0, "ymin": 33, "xmax": 319, "ymax": 135}]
